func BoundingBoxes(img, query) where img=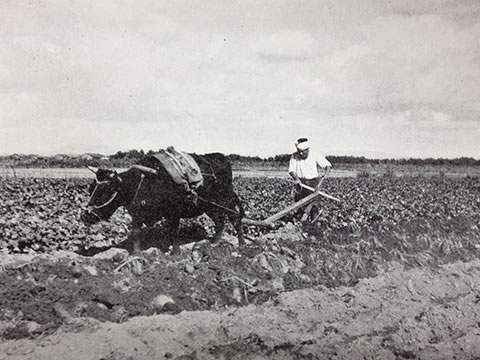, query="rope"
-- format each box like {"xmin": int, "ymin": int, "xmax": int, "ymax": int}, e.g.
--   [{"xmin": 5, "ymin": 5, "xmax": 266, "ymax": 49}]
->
[
  {"xmin": 197, "ymin": 195, "xmax": 240, "ymax": 216},
  {"xmin": 130, "ymin": 173, "xmax": 145, "ymax": 205},
  {"xmin": 91, "ymin": 191, "xmax": 119, "ymax": 209}
]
